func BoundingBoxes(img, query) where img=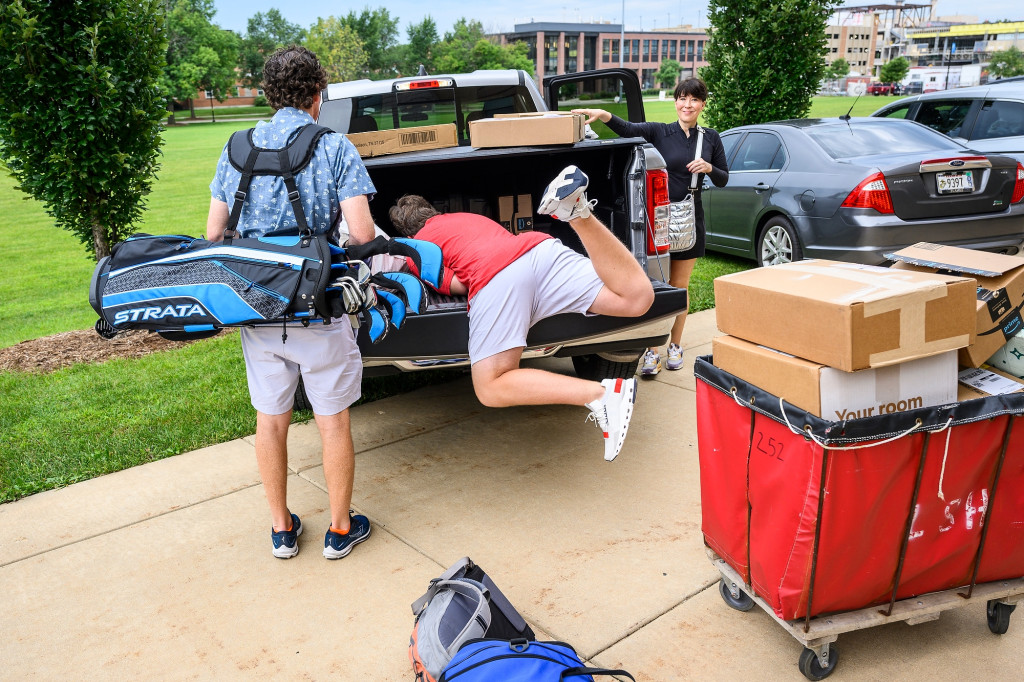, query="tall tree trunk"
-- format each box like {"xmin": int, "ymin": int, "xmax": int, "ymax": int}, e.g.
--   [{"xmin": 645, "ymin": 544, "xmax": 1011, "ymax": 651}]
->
[
  {"xmin": 188, "ymin": 97, "xmax": 196, "ymax": 119},
  {"xmin": 92, "ymin": 217, "xmax": 110, "ymax": 259}
]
